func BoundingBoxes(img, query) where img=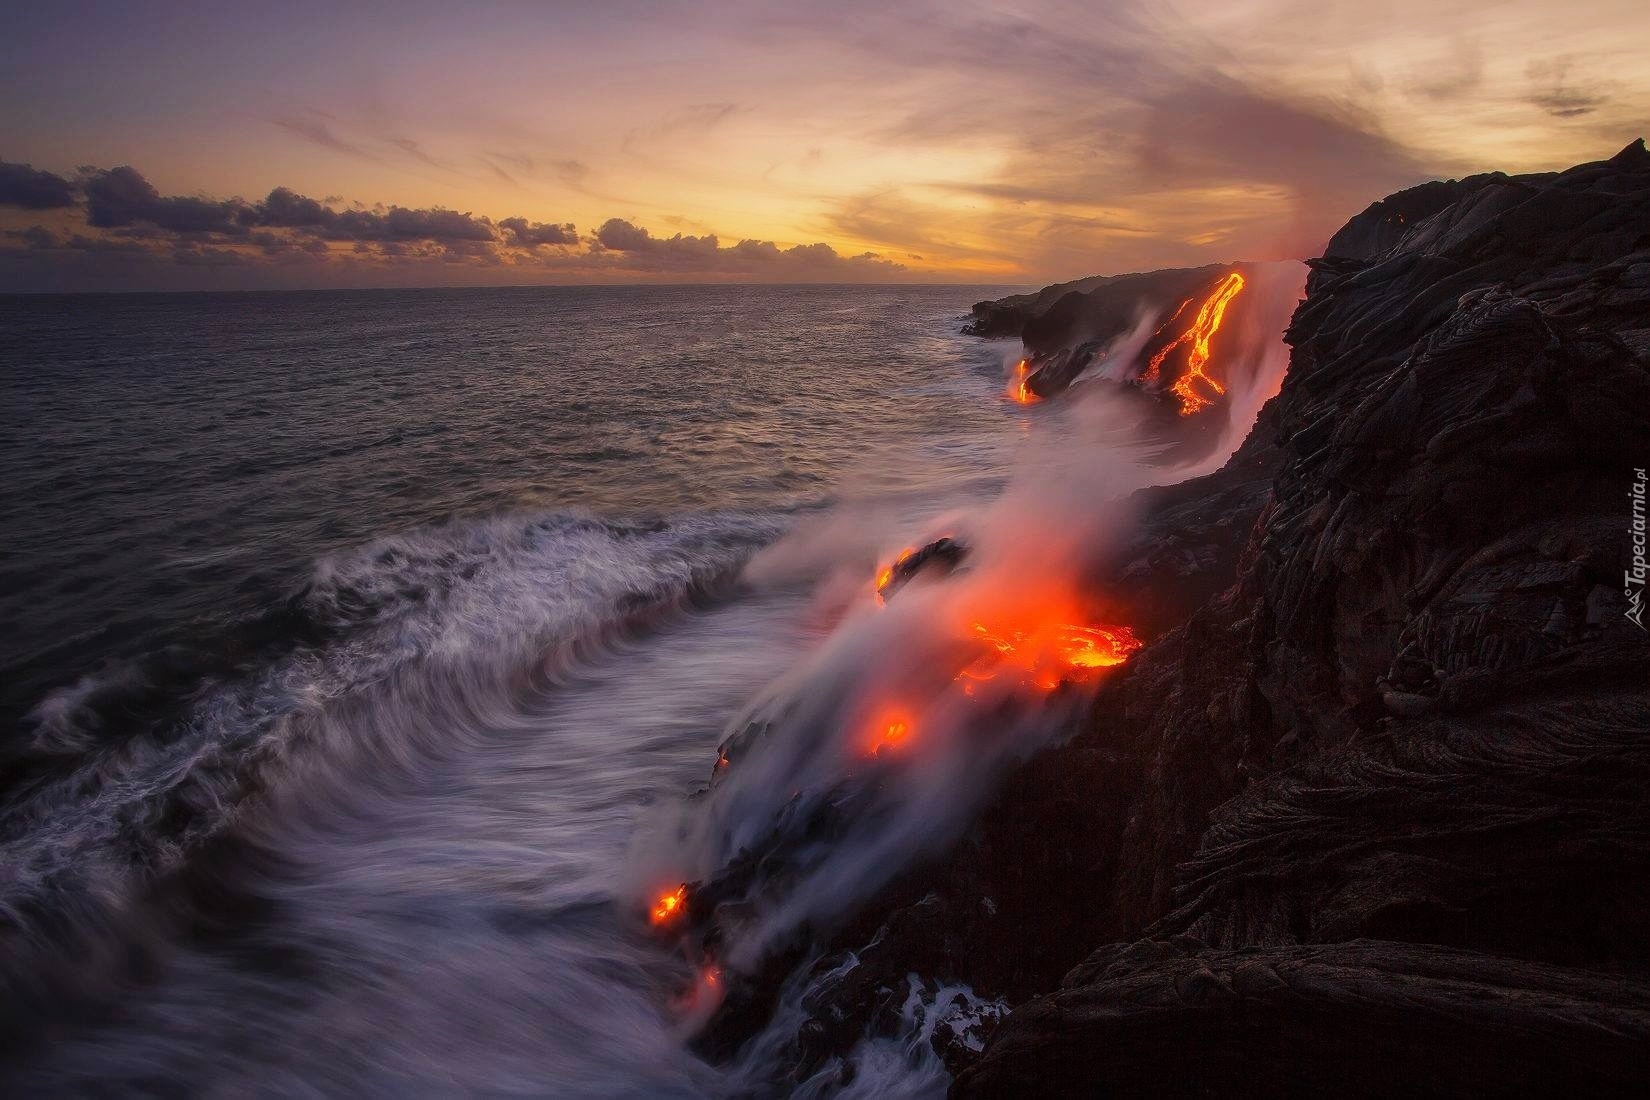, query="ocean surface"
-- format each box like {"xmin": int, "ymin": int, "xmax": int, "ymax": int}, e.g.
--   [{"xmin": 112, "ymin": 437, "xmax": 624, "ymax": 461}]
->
[{"xmin": 0, "ymin": 284, "xmax": 1056, "ymax": 1095}]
